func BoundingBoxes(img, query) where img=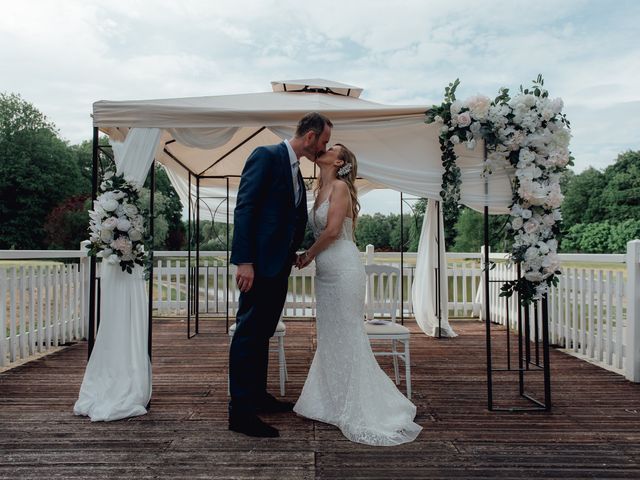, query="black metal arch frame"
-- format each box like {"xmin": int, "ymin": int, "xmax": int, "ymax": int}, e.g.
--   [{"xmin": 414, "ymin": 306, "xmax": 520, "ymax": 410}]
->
[{"xmin": 88, "ymin": 130, "xmax": 550, "ymax": 412}]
